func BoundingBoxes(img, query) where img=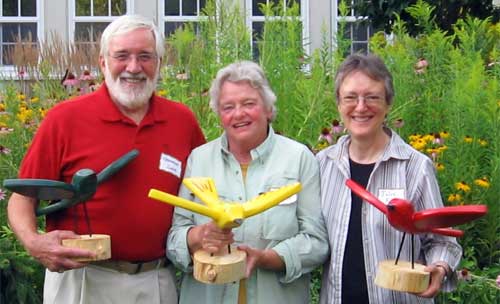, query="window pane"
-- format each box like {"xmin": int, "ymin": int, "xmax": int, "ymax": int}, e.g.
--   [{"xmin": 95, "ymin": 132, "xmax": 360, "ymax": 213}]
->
[
  {"xmin": 76, "ymin": 0, "xmax": 91, "ymax": 16},
  {"xmin": 165, "ymin": 21, "xmax": 184, "ymax": 37},
  {"xmin": 199, "ymin": 0, "xmax": 206, "ymax": 12},
  {"xmin": 2, "ymin": 23, "xmax": 18, "ymax": 42},
  {"xmin": 352, "ymin": 42, "xmax": 368, "ymax": 54},
  {"xmin": 92, "ymin": 22, "xmax": 108, "ymax": 40},
  {"xmin": 75, "ymin": 22, "xmax": 108, "ymax": 42},
  {"xmin": 20, "ymin": 23, "xmax": 37, "ymax": 41},
  {"xmin": 111, "ymin": 0, "xmax": 126, "ymax": 16},
  {"xmin": 253, "ymin": 0, "xmax": 266, "ymax": 16},
  {"xmin": 2, "ymin": 0, "xmax": 18, "ymax": 16},
  {"xmin": 286, "ymin": 0, "xmax": 300, "ymax": 11},
  {"xmin": 165, "ymin": 0, "xmax": 179, "ymax": 16},
  {"xmin": 353, "ymin": 22, "xmax": 369, "ymax": 41},
  {"xmin": 2, "ymin": 44, "xmax": 14, "ymax": 65},
  {"xmin": 182, "ymin": 0, "xmax": 196, "ymax": 16},
  {"xmin": 94, "ymin": 0, "xmax": 109, "ymax": 16},
  {"xmin": 75, "ymin": 23, "xmax": 92, "ymax": 41},
  {"xmin": 21, "ymin": 0, "xmax": 36, "ymax": 16}
]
